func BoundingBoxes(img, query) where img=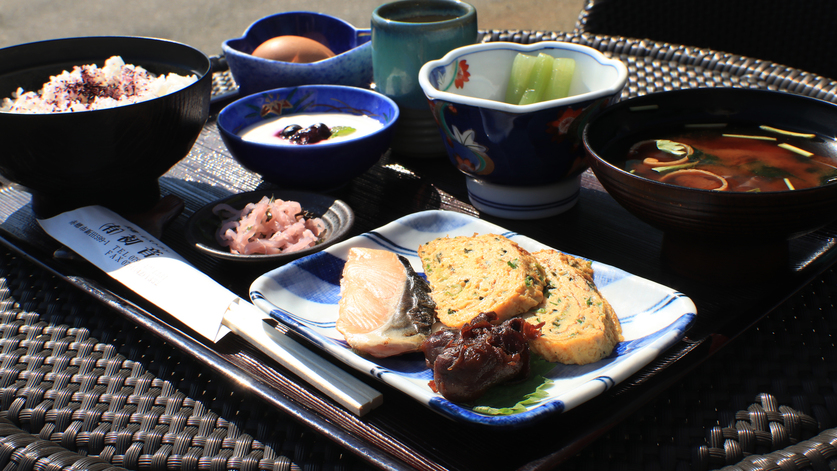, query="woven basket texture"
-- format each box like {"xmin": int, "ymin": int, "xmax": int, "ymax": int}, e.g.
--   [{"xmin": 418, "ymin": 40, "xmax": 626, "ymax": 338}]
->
[
  {"xmin": 1, "ymin": 27, "xmax": 837, "ymax": 471},
  {"xmin": 574, "ymin": 0, "xmax": 837, "ymax": 82},
  {"xmin": 560, "ymin": 268, "xmax": 837, "ymax": 470},
  {"xmin": 0, "ymin": 249, "xmax": 373, "ymax": 471}
]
